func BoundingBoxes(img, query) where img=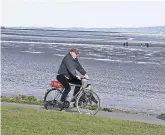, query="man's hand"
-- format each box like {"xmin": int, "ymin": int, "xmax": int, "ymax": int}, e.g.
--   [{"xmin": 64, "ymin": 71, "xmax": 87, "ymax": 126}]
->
[
  {"xmin": 76, "ymin": 75, "xmax": 81, "ymax": 80},
  {"xmin": 84, "ymin": 74, "xmax": 89, "ymax": 79}
]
